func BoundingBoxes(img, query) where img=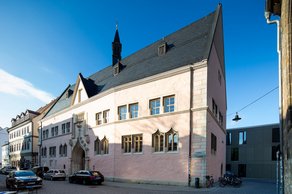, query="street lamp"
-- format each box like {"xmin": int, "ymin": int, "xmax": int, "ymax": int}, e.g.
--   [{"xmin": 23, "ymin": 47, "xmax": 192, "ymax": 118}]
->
[{"xmin": 232, "ymin": 112, "xmax": 241, "ymax": 122}]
